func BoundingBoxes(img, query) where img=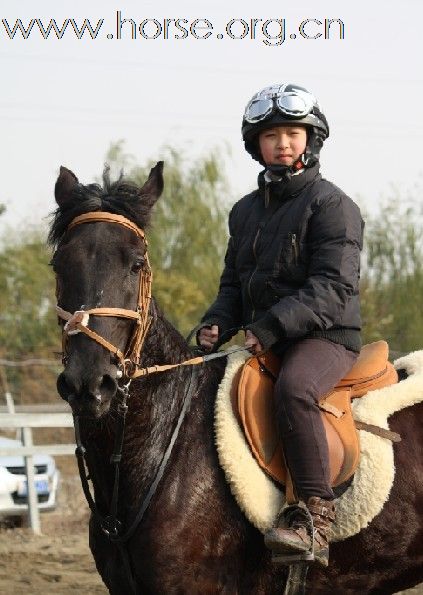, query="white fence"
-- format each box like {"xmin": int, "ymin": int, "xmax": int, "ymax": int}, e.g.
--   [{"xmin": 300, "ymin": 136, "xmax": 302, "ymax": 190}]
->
[{"xmin": 0, "ymin": 409, "xmax": 75, "ymax": 534}]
